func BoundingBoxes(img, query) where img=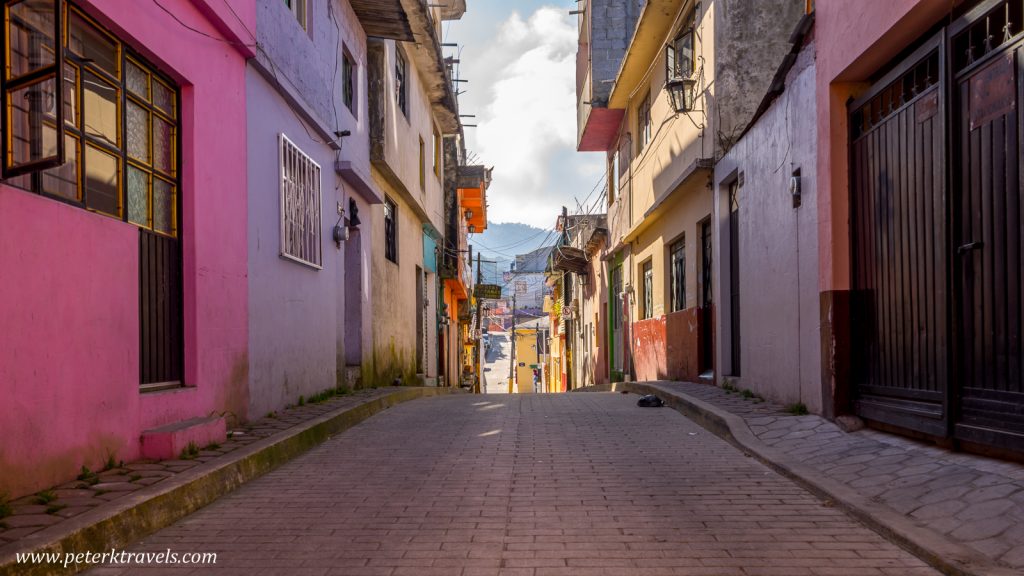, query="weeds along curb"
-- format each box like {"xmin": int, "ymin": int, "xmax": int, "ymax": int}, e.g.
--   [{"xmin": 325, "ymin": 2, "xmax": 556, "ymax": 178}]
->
[
  {"xmin": 0, "ymin": 387, "xmax": 462, "ymax": 576},
  {"xmin": 575, "ymin": 382, "xmax": 1017, "ymax": 576}
]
